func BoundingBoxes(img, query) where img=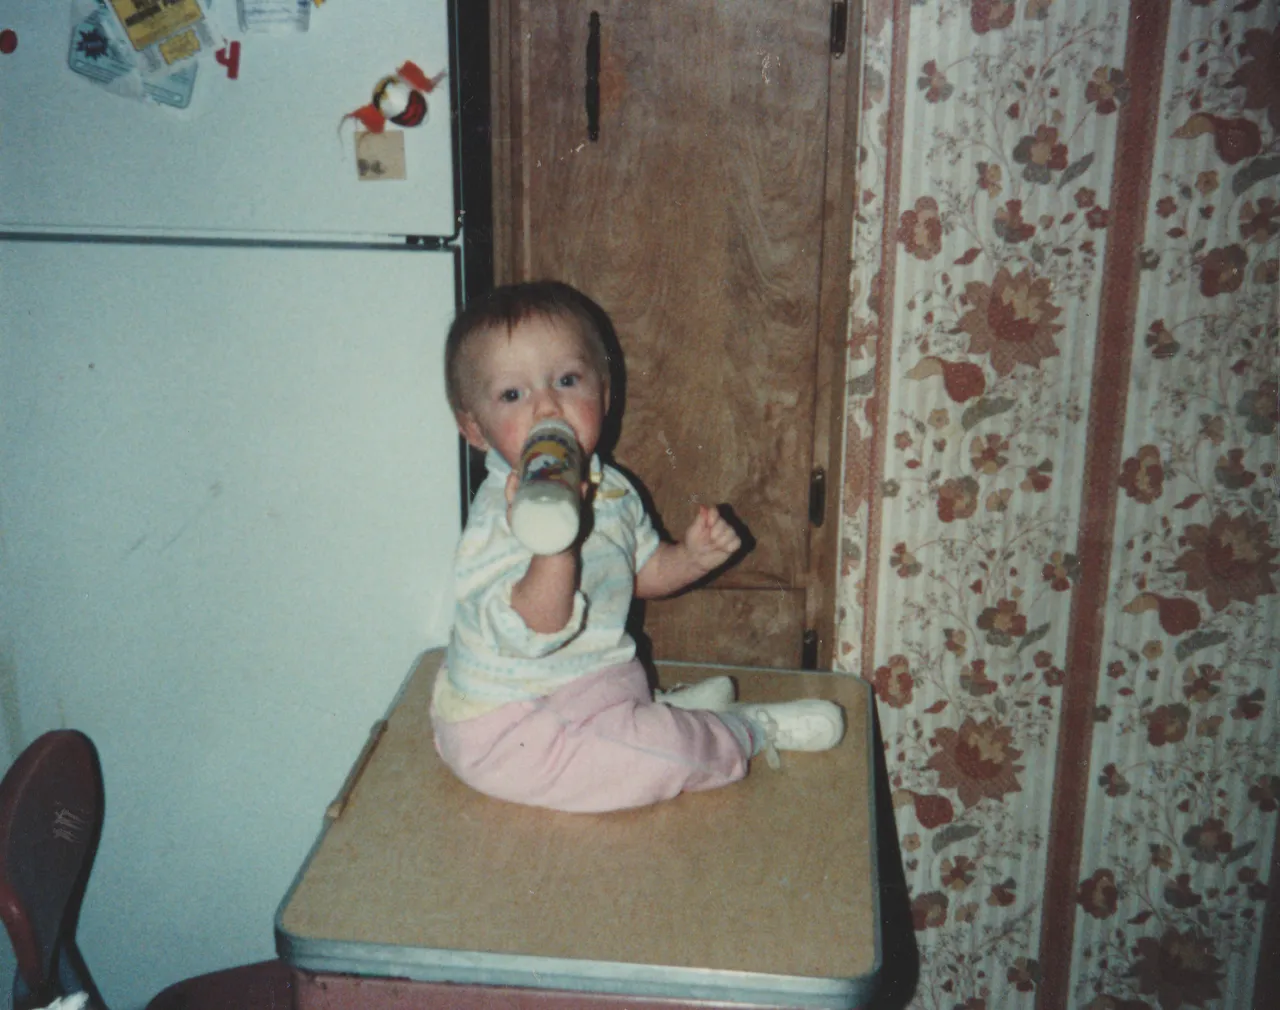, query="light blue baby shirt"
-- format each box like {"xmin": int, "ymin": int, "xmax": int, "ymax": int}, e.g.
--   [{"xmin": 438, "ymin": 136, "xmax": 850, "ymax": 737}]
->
[{"xmin": 433, "ymin": 449, "xmax": 662, "ymax": 721}]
